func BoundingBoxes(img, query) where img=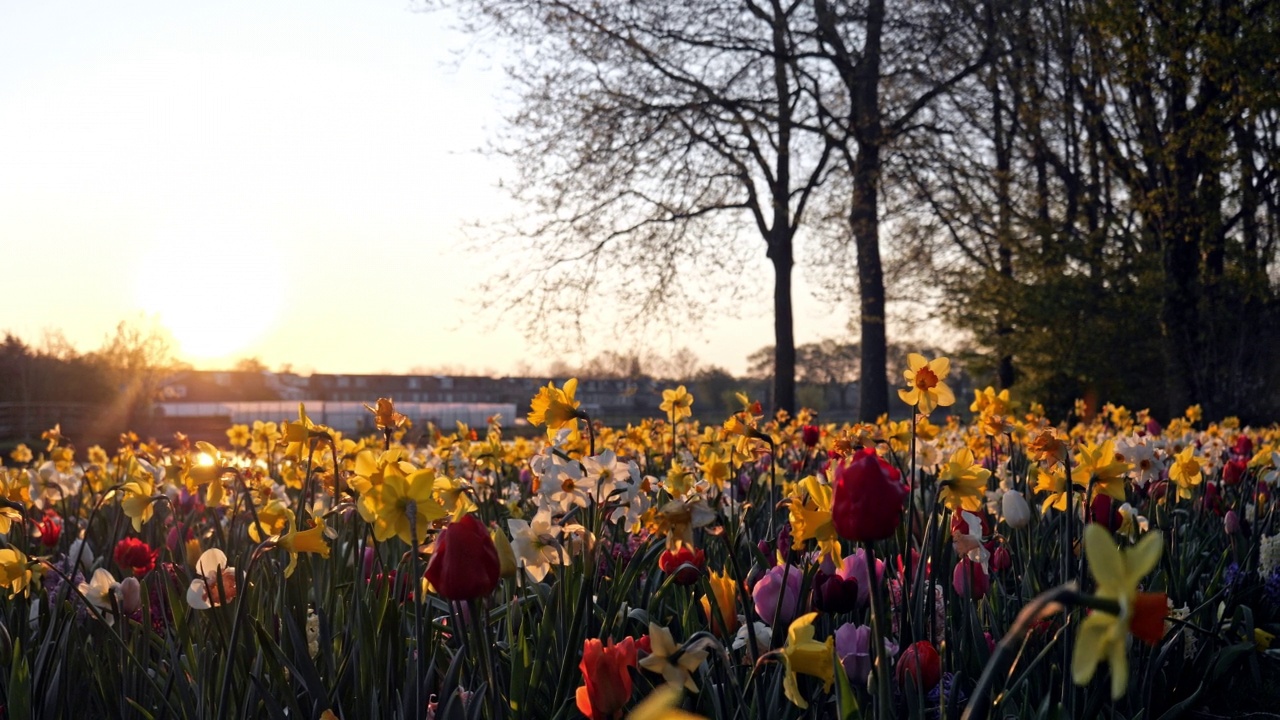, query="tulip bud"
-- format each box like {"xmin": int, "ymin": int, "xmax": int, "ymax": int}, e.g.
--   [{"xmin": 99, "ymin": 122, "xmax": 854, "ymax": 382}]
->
[
  {"xmin": 119, "ymin": 576, "xmax": 142, "ymax": 614},
  {"xmin": 1223, "ymin": 459, "xmax": 1247, "ymax": 486},
  {"xmin": 425, "ymin": 514, "xmax": 500, "ymax": 602},
  {"xmin": 951, "ymin": 558, "xmax": 989, "ymax": 600},
  {"xmin": 752, "ymin": 563, "xmax": 804, "ymax": 626},
  {"xmin": 832, "ymin": 448, "xmax": 907, "ymax": 542},
  {"xmin": 491, "ymin": 526, "xmax": 517, "ymax": 579},
  {"xmin": 1225, "ymin": 509, "xmax": 1241, "ymax": 535},
  {"xmin": 895, "ymin": 640, "xmax": 942, "ymax": 693},
  {"xmin": 813, "ymin": 570, "xmax": 859, "ymax": 614},
  {"xmin": 990, "ymin": 545, "xmax": 1012, "ymax": 573},
  {"xmin": 1001, "ymin": 489, "xmax": 1031, "ymax": 529},
  {"xmin": 1089, "ymin": 495, "xmax": 1123, "ymax": 531}
]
